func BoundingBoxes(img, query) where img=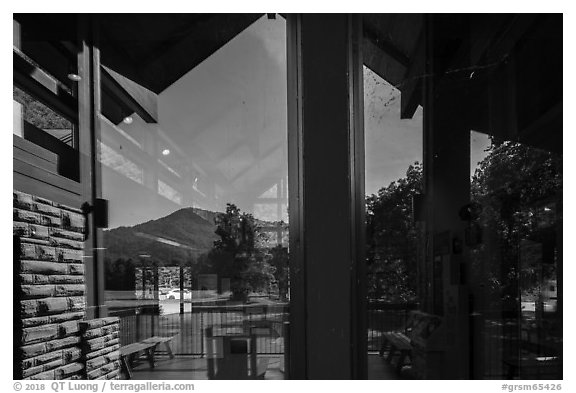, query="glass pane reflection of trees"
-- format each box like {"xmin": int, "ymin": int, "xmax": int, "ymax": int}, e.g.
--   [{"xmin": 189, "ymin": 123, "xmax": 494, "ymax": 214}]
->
[
  {"xmin": 365, "ymin": 68, "xmax": 561, "ymax": 379},
  {"xmin": 470, "ymin": 140, "xmax": 562, "ymax": 379}
]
